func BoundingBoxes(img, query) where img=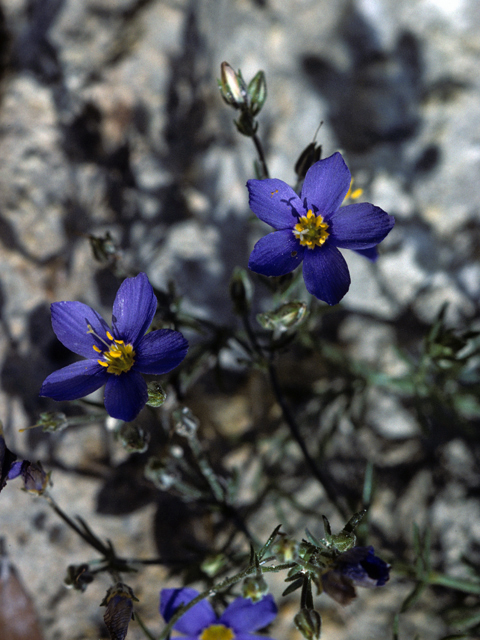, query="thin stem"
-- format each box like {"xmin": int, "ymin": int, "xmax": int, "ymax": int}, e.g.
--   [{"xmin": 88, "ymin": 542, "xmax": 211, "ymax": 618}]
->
[
  {"xmin": 267, "ymin": 362, "xmax": 347, "ymax": 520},
  {"xmin": 135, "ymin": 610, "xmax": 157, "ymax": 640},
  {"xmin": 158, "ymin": 561, "xmax": 295, "ymax": 640},
  {"xmin": 252, "ymin": 133, "xmax": 270, "ymax": 179}
]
